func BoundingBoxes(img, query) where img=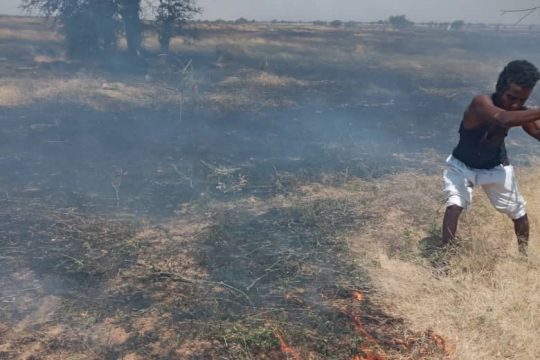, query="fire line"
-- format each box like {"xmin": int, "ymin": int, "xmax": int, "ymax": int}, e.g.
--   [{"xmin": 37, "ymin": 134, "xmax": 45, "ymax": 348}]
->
[{"xmin": 275, "ymin": 331, "xmax": 303, "ymax": 360}]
